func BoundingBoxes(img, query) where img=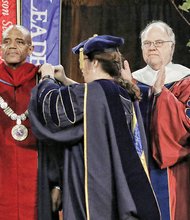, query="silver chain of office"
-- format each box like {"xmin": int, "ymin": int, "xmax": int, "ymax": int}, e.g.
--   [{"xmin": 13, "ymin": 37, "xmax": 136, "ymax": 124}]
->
[{"xmin": 0, "ymin": 96, "xmax": 28, "ymax": 141}]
